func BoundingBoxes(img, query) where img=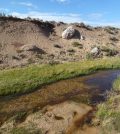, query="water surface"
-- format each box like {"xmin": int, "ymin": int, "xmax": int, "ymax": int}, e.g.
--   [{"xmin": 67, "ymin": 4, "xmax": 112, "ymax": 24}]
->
[{"xmin": 0, "ymin": 70, "xmax": 120, "ymax": 125}]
